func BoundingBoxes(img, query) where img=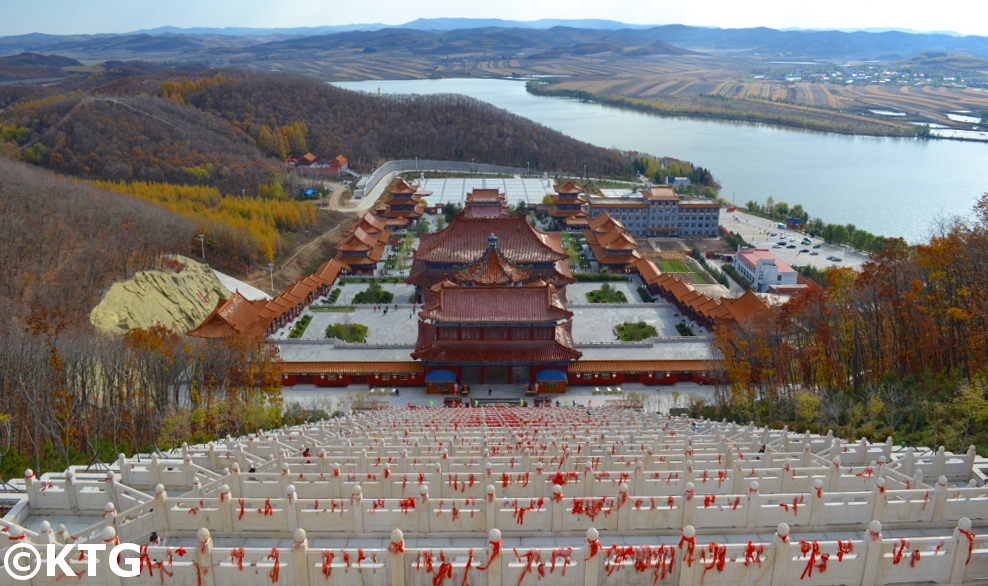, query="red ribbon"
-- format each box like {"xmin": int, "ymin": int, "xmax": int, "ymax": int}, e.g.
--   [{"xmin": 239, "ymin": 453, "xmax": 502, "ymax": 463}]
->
[
  {"xmin": 389, "ymin": 541, "xmax": 404, "ymax": 554},
  {"xmin": 267, "ymin": 548, "xmax": 280, "ymax": 583},
  {"xmin": 230, "ymin": 547, "xmax": 245, "ymax": 571},
  {"xmin": 959, "ymin": 529, "xmax": 976, "ymax": 566},
  {"xmin": 836, "ymin": 540, "xmax": 853, "ymax": 562},
  {"xmin": 238, "ymin": 498, "xmax": 245, "ymax": 520},
  {"xmin": 477, "ymin": 540, "xmax": 500, "ymax": 570},
  {"xmin": 321, "ymin": 551, "xmax": 335, "ymax": 578},
  {"xmin": 585, "ymin": 538, "xmax": 602, "ymax": 561}
]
